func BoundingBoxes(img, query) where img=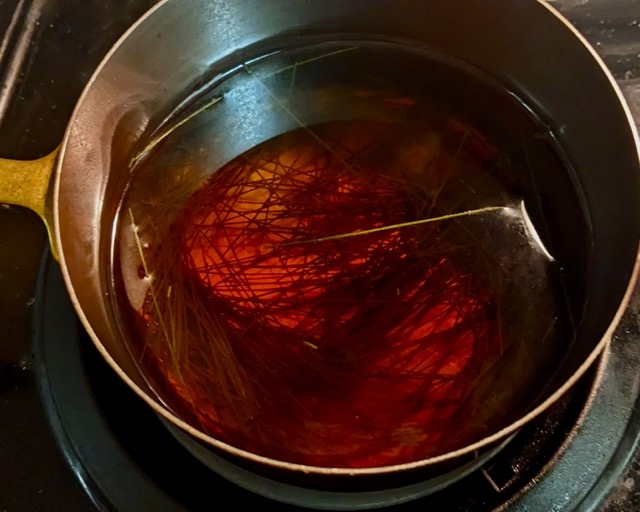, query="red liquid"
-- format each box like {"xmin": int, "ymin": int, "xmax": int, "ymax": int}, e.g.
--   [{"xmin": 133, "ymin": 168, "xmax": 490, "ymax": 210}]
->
[{"xmin": 125, "ymin": 121, "xmax": 510, "ymax": 468}]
